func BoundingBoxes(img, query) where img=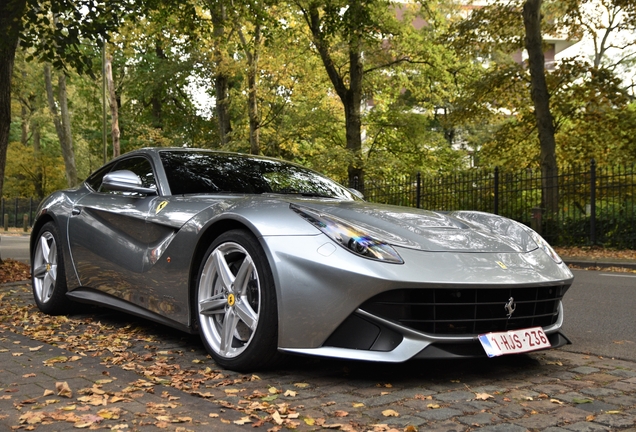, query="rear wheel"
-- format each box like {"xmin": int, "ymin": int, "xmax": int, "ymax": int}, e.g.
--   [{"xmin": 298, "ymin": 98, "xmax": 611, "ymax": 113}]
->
[
  {"xmin": 32, "ymin": 222, "xmax": 74, "ymax": 315},
  {"xmin": 195, "ymin": 230, "xmax": 280, "ymax": 371}
]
